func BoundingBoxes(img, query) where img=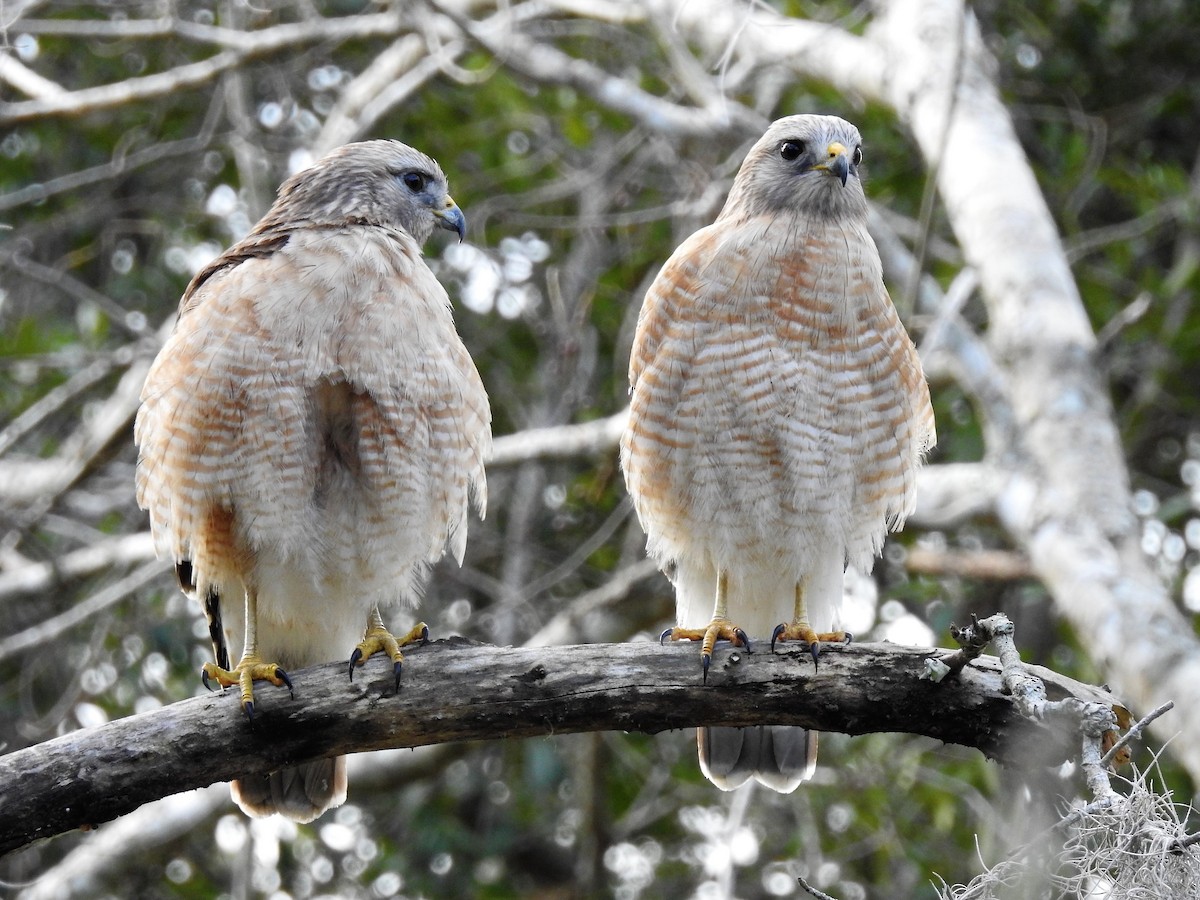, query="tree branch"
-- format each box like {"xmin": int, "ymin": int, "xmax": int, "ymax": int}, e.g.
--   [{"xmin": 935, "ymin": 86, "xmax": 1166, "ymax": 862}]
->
[
  {"xmin": 0, "ymin": 13, "xmax": 404, "ymax": 124},
  {"xmin": 16, "ymin": 747, "xmax": 451, "ymax": 900},
  {"xmin": 0, "ymin": 532, "xmax": 157, "ymax": 601},
  {"xmin": 0, "ymin": 637, "xmax": 1124, "ymax": 856},
  {"xmin": 0, "ymin": 51, "xmax": 65, "ymax": 99},
  {"xmin": 441, "ymin": 0, "xmax": 759, "ymax": 137}
]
